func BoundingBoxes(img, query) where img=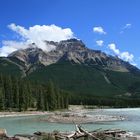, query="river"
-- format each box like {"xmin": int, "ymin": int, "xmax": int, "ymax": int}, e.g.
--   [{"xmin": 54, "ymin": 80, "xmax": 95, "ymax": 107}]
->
[{"xmin": 0, "ymin": 108, "xmax": 140, "ymax": 136}]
